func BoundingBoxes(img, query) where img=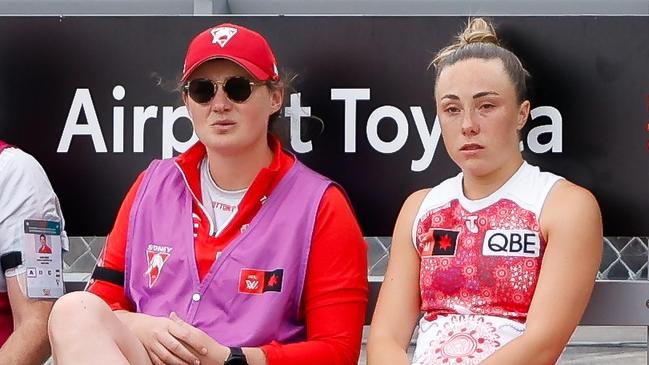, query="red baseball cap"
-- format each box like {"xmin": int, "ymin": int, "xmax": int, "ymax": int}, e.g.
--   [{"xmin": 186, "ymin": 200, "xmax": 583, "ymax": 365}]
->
[{"xmin": 181, "ymin": 23, "xmax": 279, "ymax": 83}]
